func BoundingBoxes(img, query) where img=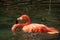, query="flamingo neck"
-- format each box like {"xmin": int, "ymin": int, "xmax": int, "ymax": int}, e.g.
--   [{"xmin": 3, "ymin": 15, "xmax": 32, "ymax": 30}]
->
[
  {"xmin": 21, "ymin": 16, "xmax": 30, "ymax": 26},
  {"xmin": 12, "ymin": 24, "xmax": 21, "ymax": 34}
]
